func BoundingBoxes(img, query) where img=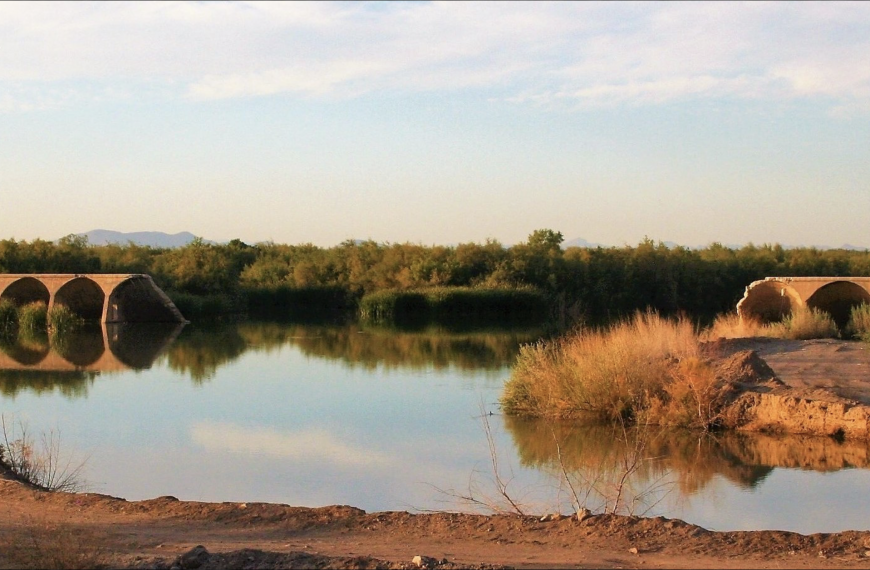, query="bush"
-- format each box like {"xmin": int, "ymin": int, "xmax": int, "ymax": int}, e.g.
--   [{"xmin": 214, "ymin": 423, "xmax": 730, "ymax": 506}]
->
[
  {"xmin": 358, "ymin": 290, "xmax": 428, "ymax": 324},
  {"xmin": 167, "ymin": 291, "xmax": 240, "ymax": 320},
  {"xmin": 501, "ymin": 311, "xmax": 719, "ymax": 428},
  {"xmin": 767, "ymin": 306, "xmax": 839, "ymax": 340},
  {"xmin": 359, "ymin": 287, "xmax": 548, "ymax": 326},
  {"xmin": 846, "ymin": 303, "xmax": 870, "ymax": 342},
  {"xmin": 243, "ymin": 285, "xmax": 356, "ymax": 320}
]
